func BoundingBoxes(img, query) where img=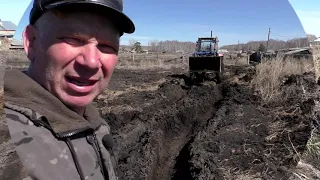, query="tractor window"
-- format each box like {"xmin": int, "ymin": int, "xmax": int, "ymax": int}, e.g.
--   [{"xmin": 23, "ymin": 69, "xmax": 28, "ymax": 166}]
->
[{"xmin": 199, "ymin": 40, "xmax": 214, "ymax": 52}]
